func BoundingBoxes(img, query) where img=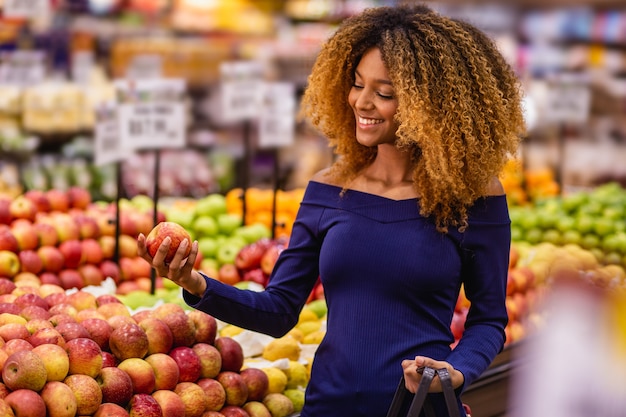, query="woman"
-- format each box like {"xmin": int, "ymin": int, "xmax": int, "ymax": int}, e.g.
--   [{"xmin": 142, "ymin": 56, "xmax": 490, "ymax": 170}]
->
[{"xmin": 138, "ymin": 4, "xmax": 525, "ymax": 416}]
